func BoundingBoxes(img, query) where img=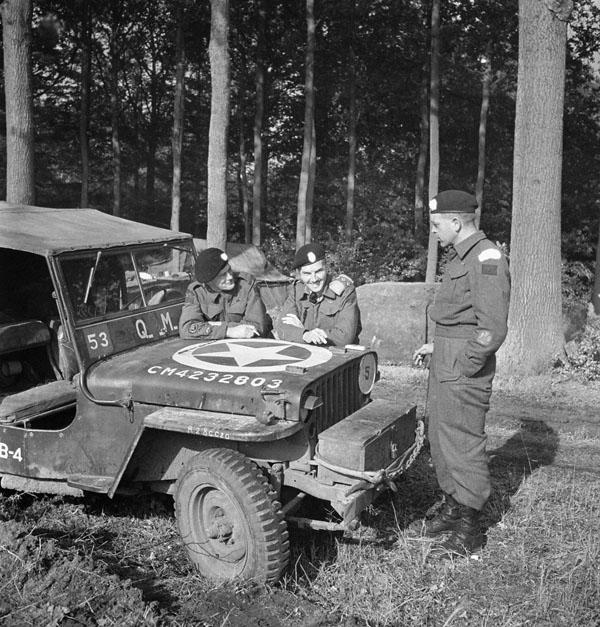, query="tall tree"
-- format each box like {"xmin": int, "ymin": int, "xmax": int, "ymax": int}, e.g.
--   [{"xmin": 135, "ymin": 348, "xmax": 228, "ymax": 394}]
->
[
  {"xmin": 206, "ymin": 0, "xmax": 230, "ymax": 248},
  {"xmin": 500, "ymin": 0, "xmax": 572, "ymax": 374},
  {"xmin": 475, "ymin": 42, "xmax": 492, "ymax": 228},
  {"xmin": 237, "ymin": 111, "xmax": 251, "ymax": 243},
  {"xmin": 108, "ymin": 1, "xmax": 122, "ymax": 216},
  {"xmin": 1, "ymin": 0, "xmax": 35, "ymax": 204},
  {"xmin": 594, "ymin": 217, "xmax": 600, "ymax": 314},
  {"xmin": 79, "ymin": 0, "xmax": 92, "ymax": 208},
  {"xmin": 296, "ymin": 0, "xmax": 316, "ymax": 249},
  {"xmin": 171, "ymin": 0, "xmax": 186, "ymax": 231},
  {"xmin": 414, "ymin": 73, "xmax": 429, "ymax": 241},
  {"xmin": 344, "ymin": 0, "xmax": 357, "ymax": 242},
  {"xmin": 252, "ymin": 0, "xmax": 268, "ymax": 246},
  {"xmin": 425, "ymin": 0, "xmax": 440, "ymax": 283}
]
